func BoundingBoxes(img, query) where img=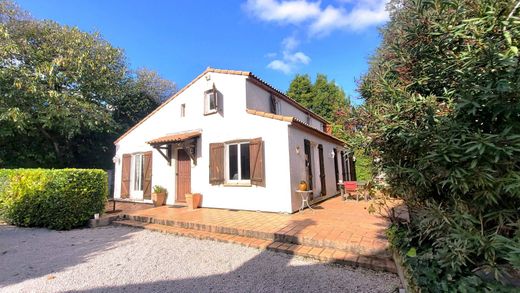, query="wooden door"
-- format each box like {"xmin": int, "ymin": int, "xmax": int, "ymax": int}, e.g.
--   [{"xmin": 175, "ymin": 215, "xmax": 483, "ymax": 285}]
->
[{"xmin": 176, "ymin": 149, "xmax": 191, "ymax": 203}]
